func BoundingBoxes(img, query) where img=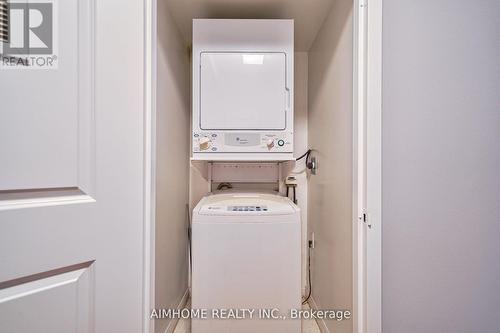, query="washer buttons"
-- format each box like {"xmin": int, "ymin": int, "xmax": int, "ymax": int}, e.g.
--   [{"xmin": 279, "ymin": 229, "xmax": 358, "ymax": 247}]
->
[{"xmin": 277, "ymin": 139, "xmax": 285, "ymax": 147}]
